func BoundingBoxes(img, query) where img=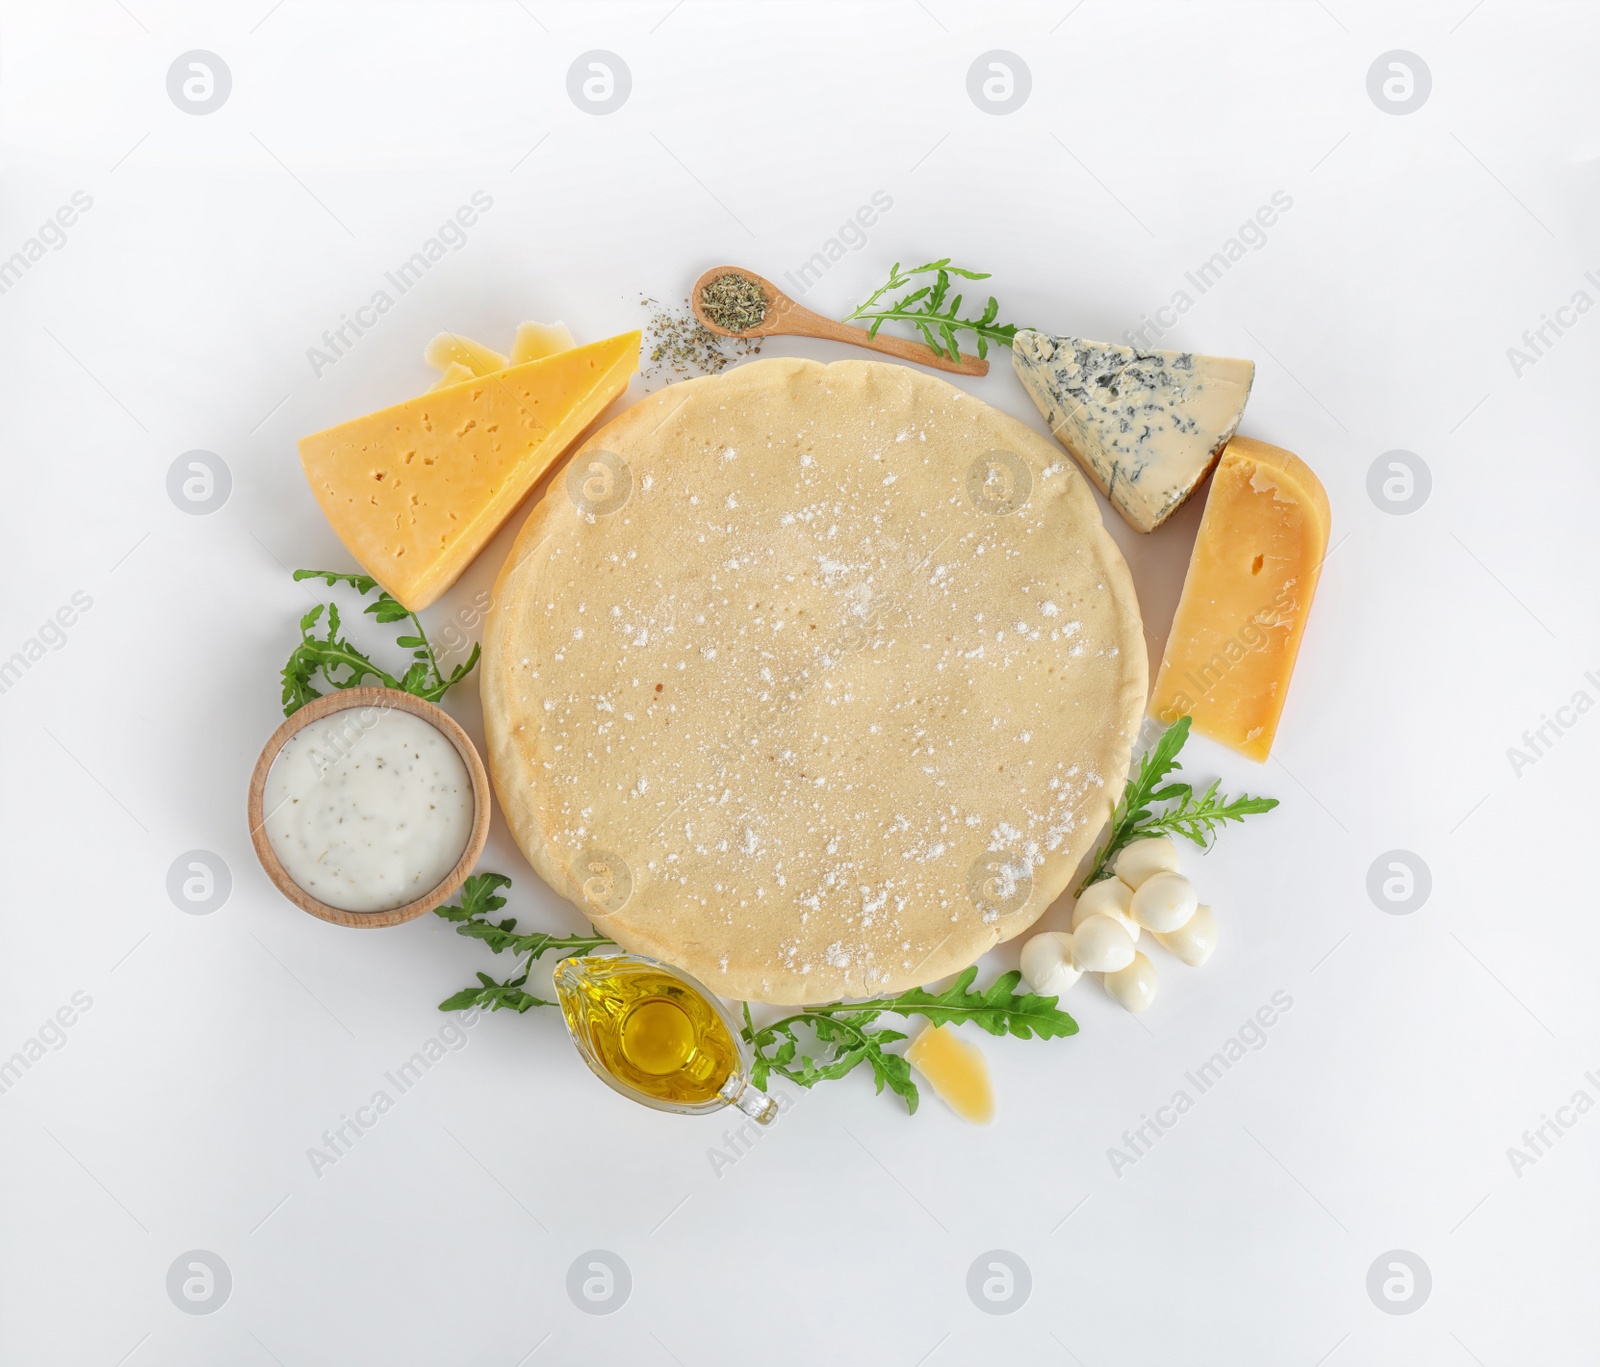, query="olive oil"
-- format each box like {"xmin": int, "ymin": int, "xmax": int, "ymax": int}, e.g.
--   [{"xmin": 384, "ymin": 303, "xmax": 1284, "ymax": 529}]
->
[{"xmin": 554, "ymin": 954, "xmax": 777, "ymax": 1122}]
